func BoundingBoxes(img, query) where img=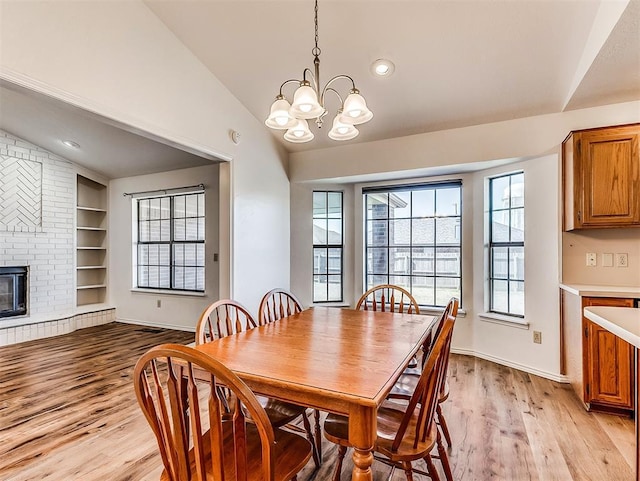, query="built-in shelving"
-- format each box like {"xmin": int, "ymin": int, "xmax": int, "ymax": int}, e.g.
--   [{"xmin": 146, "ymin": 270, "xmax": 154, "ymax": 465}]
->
[{"xmin": 76, "ymin": 175, "xmax": 108, "ymax": 306}]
